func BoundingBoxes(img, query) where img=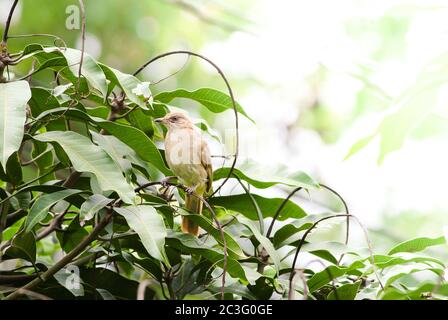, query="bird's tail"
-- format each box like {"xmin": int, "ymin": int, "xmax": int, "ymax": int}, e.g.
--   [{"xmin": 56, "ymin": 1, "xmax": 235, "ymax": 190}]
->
[{"xmin": 183, "ymin": 193, "xmax": 203, "ymax": 236}]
